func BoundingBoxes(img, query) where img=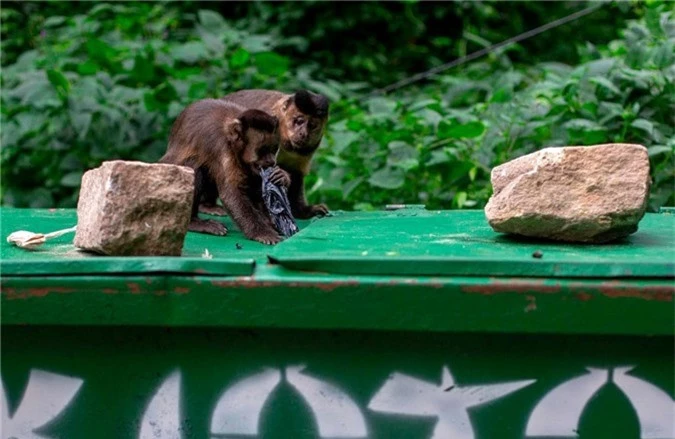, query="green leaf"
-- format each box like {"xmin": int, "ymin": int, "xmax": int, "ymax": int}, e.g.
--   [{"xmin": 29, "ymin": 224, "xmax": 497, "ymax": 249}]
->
[
  {"xmin": 60, "ymin": 171, "xmax": 83, "ymax": 187},
  {"xmin": 563, "ymin": 119, "xmax": 605, "ymax": 131},
  {"xmin": 437, "ymin": 120, "xmax": 485, "ymax": 139},
  {"xmin": 188, "ymin": 82, "xmax": 209, "ymax": 99},
  {"xmin": 131, "ymin": 54, "xmax": 155, "ymax": 83},
  {"xmin": 170, "ymin": 42, "xmax": 209, "ymax": 64},
  {"xmin": 631, "ymin": 119, "xmax": 655, "ymax": 137},
  {"xmin": 342, "ymin": 177, "xmax": 364, "ymax": 199},
  {"xmin": 86, "ymin": 39, "xmax": 116, "ymax": 64},
  {"xmin": 331, "ymin": 131, "xmax": 360, "ymax": 154},
  {"xmin": 229, "ymin": 48, "xmax": 250, "ymax": 68},
  {"xmin": 43, "ymin": 16, "xmax": 67, "ymax": 27},
  {"xmin": 652, "ymin": 41, "xmax": 674, "ymax": 68},
  {"xmin": 301, "ymin": 79, "xmax": 342, "ymax": 102},
  {"xmin": 77, "ymin": 60, "xmax": 99, "ymax": 75},
  {"xmin": 590, "ymin": 76, "xmax": 621, "ymax": 96},
  {"xmin": 583, "ymin": 58, "xmax": 616, "ymax": 76},
  {"xmin": 469, "ymin": 167, "xmax": 477, "ymax": 182},
  {"xmin": 387, "ymin": 141, "xmax": 419, "ymax": 171},
  {"xmin": 367, "ymin": 97, "xmax": 397, "ymax": 116},
  {"xmin": 454, "ymin": 191, "xmax": 468, "ymax": 208},
  {"xmin": 648, "ymin": 145, "xmax": 673, "ymax": 157},
  {"xmin": 427, "ymin": 149, "xmax": 451, "ymax": 166},
  {"xmin": 71, "ymin": 113, "xmax": 92, "ymax": 140},
  {"xmin": 254, "ymin": 52, "xmax": 289, "ymax": 76},
  {"xmin": 46, "ymin": 69, "xmax": 70, "ymax": 98},
  {"xmin": 198, "ymin": 10, "xmax": 225, "ymax": 33},
  {"xmin": 241, "ymin": 35, "xmax": 272, "ymax": 53},
  {"xmin": 368, "ymin": 167, "xmax": 405, "ymax": 189}
]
